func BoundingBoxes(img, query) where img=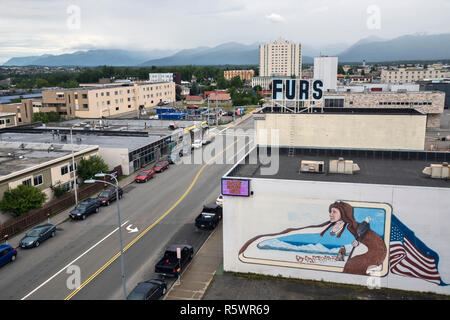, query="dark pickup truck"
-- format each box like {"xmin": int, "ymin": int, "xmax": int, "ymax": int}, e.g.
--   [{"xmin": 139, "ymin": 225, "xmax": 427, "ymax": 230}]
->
[
  {"xmin": 154, "ymin": 244, "xmax": 194, "ymax": 277},
  {"xmin": 195, "ymin": 204, "xmax": 222, "ymax": 230}
]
